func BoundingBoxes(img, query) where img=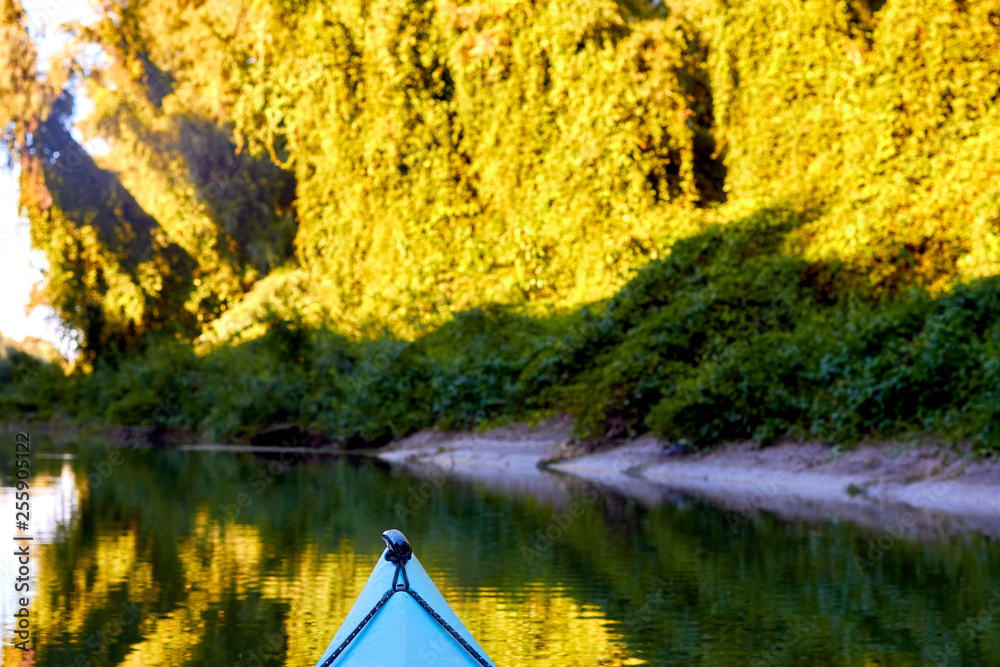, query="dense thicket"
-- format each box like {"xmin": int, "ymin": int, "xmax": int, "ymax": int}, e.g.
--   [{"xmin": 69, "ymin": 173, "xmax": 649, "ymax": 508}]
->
[
  {"xmin": 9, "ymin": 211, "xmax": 1000, "ymax": 451},
  {"xmin": 706, "ymin": 0, "xmax": 1000, "ymax": 293},
  {"xmin": 222, "ymin": 0, "xmax": 722, "ymax": 331},
  {"xmin": 3, "ymin": 0, "xmax": 296, "ymax": 360},
  {"xmin": 21, "ymin": 95, "xmax": 201, "ymax": 358},
  {"xmin": 3, "ymin": 0, "xmax": 197, "ymax": 362},
  {"xmin": 0, "ymin": 332, "xmax": 65, "ymax": 414},
  {"xmin": 3, "ymin": 0, "xmax": 1000, "ymax": 450},
  {"xmin": 77, "ymin": 2, "xmax": 298, "ymax": 323},
  {"xmin": 12, "ymin": 0, "xmax": 1000, "ymax": 339}
]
